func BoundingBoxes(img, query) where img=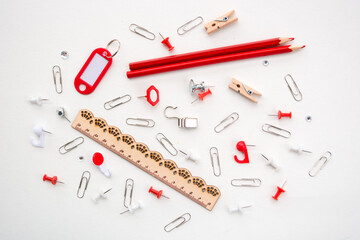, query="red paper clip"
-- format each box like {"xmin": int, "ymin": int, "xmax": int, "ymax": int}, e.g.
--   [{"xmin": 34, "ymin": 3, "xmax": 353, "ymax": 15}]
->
[
  {"xmin": 138, "ymin": 85, "xmax": 159, "ymax": 106},
  {"xmin": 268, "ymin": 110, "xmax": 292, "ymax": 119},
  {"xmin": 43, "ymin": 174, "xmax": 64, "ymax": 185}
]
